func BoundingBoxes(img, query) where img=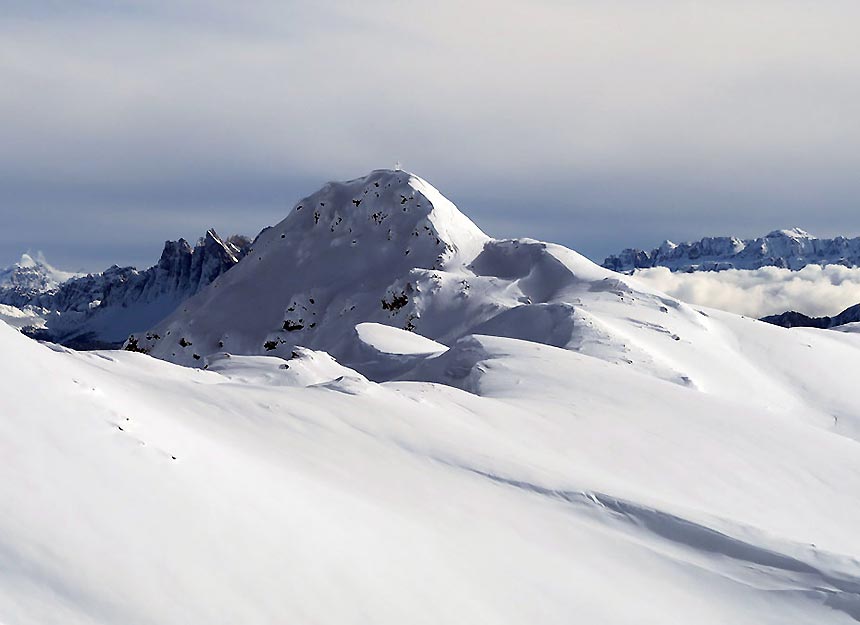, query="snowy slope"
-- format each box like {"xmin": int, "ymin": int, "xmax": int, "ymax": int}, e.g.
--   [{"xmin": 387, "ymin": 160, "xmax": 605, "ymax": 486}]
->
[
  {"xmin": 603, "ymin": 228, "xmax": 860, "ymax": 272},
  {"xmin": 5, "ymin": 170, "xmax": 860, "ymax": 623},
  {"xmin": 130, "ymin": 171, "xmax": 860, "ymax": 444},
  {"xmin": 3, "ymin": 312, "xmax": 860, "ymax": 623}
]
